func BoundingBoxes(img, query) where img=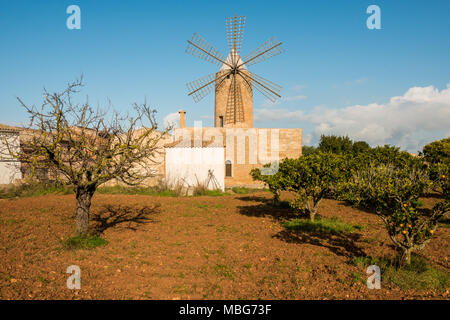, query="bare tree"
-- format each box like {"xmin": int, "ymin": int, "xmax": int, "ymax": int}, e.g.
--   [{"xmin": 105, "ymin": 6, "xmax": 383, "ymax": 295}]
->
[{"xmin": 5, "ymin": 77, "xmax": 169, "ymax": 236}]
